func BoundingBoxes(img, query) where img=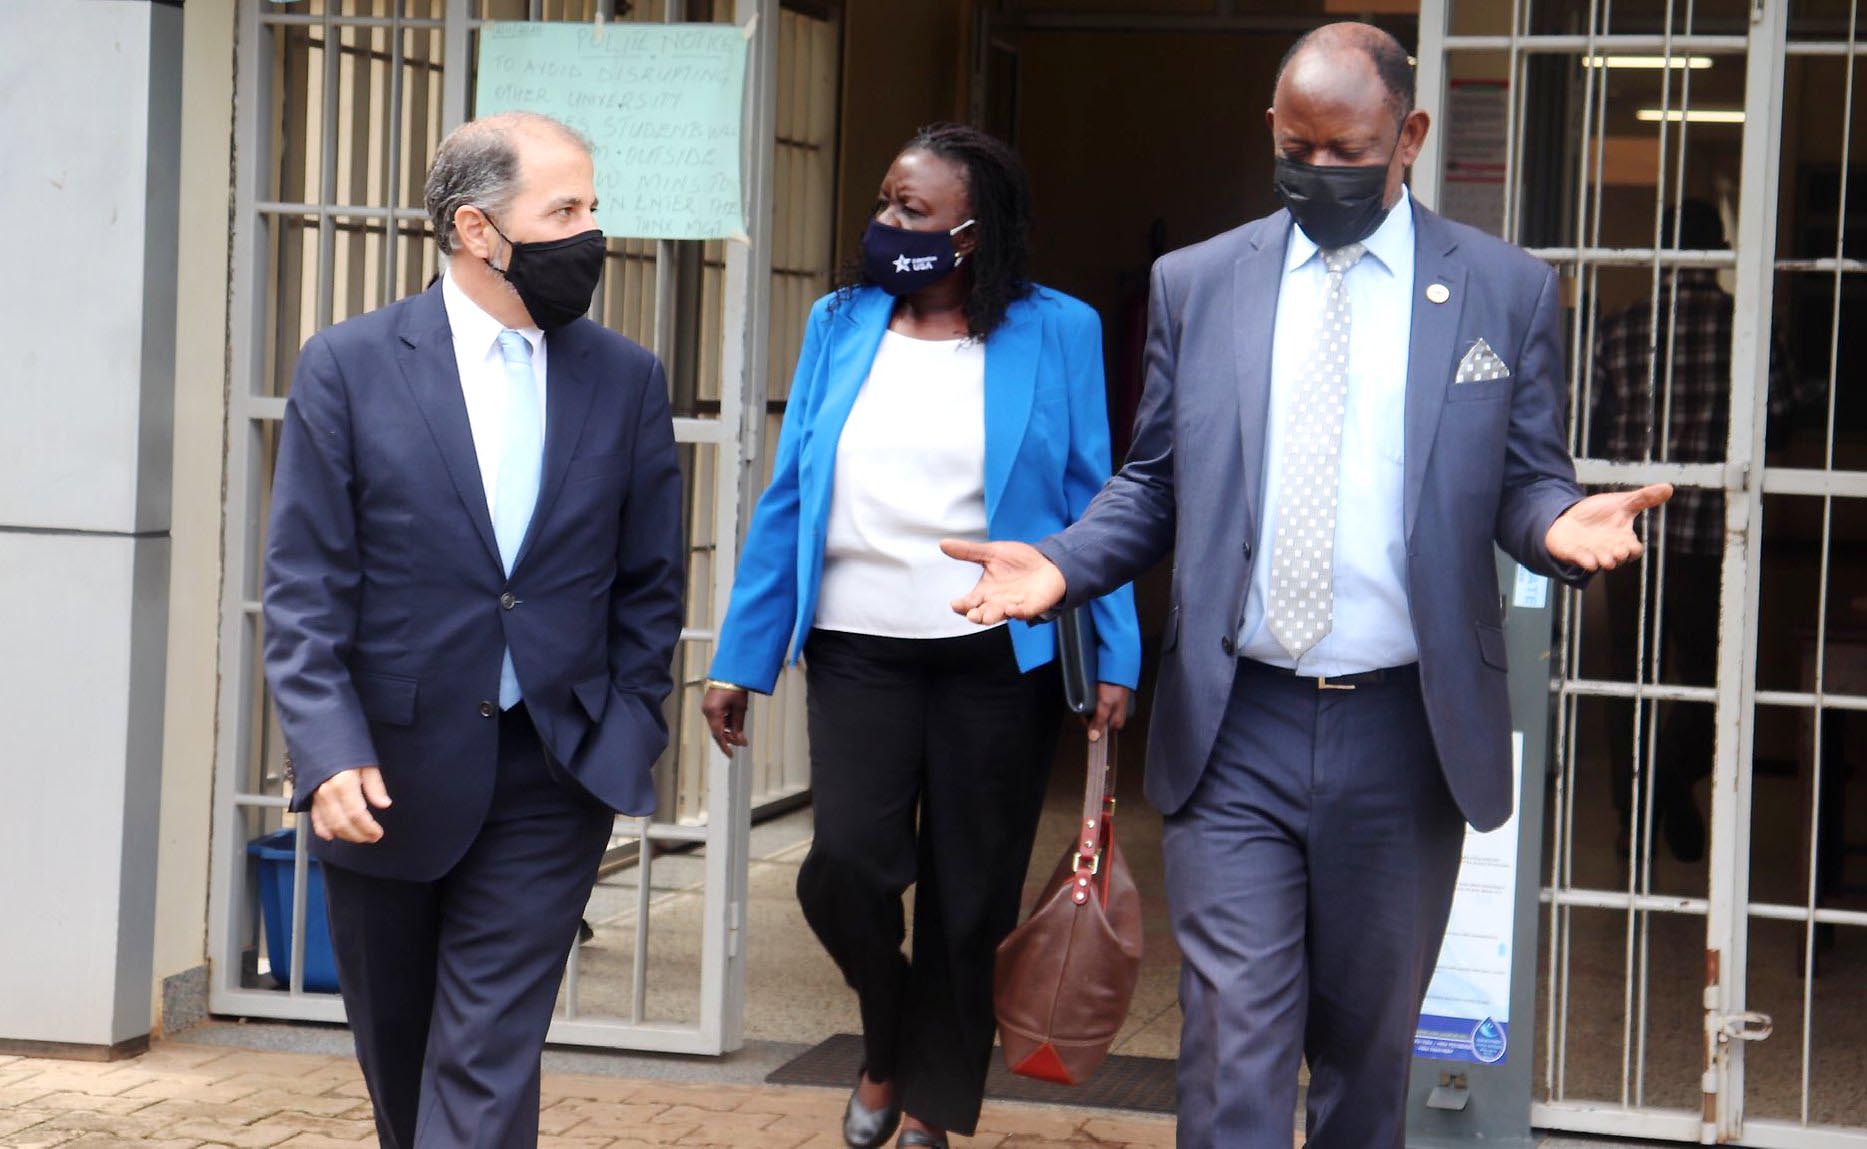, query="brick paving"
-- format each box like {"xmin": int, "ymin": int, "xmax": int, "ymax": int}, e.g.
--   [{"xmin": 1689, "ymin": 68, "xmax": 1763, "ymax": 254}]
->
[{"xmin": 0, "ymin": 1043, "xmax": 1181, "ymax": 1148}]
